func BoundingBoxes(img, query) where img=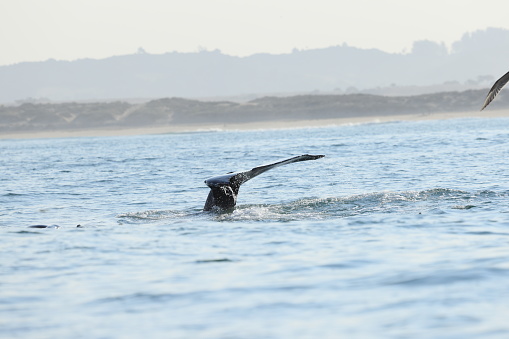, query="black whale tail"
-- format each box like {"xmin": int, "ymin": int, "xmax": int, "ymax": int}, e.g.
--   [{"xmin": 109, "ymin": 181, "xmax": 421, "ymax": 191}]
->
[{"xmin": 203, "ymin": 154, "xmax": 325, "ymax": 211}]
